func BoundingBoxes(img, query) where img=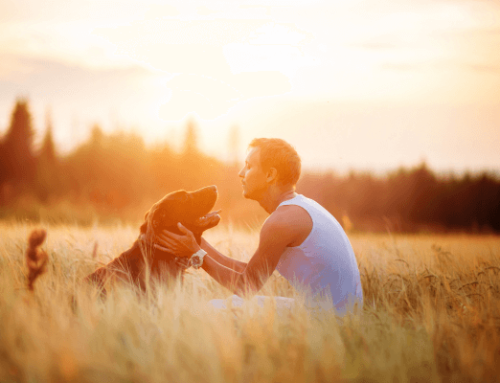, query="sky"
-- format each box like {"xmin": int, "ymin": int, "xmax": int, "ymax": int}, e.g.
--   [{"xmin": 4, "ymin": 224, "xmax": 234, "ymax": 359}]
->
[{"xmin": 0, "ymin": 0, "xmax": 499, "ymax": 174}]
